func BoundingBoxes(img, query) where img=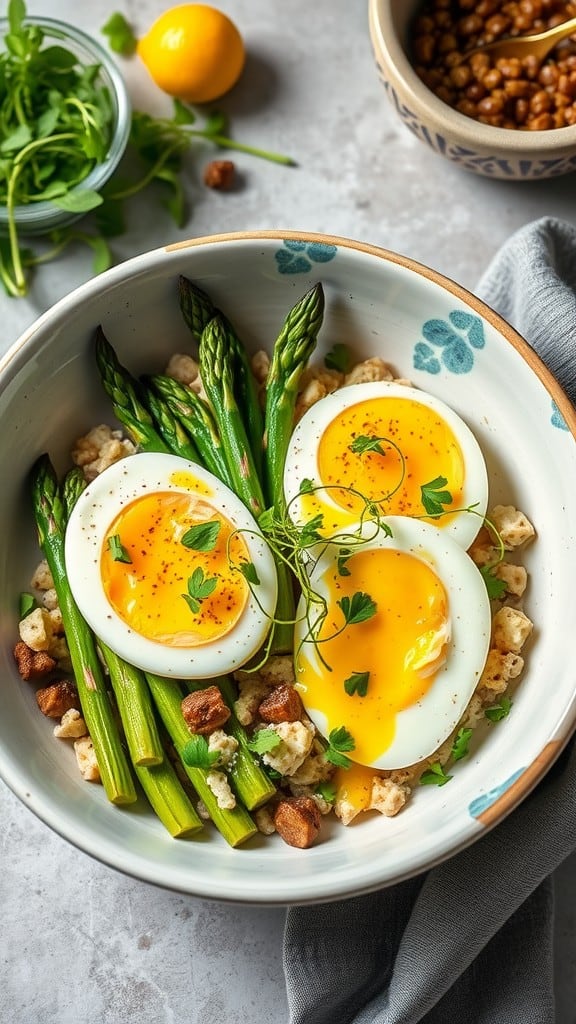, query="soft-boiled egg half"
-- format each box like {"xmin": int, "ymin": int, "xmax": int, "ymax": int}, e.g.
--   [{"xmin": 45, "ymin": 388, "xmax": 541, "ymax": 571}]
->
[
  {"xmin": 284, "ymin": 381, "xmax": 488, "ymax": 549},
  {"xmin": 294, "ymin": 516, "xmax": 491, "ymax": 769},
  {"xmin": 64, "ymin": 453, "xmax": 278, "ymax": 678}
]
